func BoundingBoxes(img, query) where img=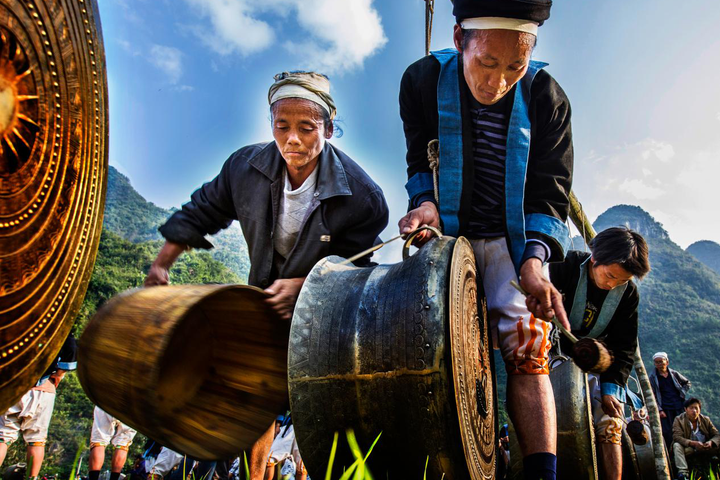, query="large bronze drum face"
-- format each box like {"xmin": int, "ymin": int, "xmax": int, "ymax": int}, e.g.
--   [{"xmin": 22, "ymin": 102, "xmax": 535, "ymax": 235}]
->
[
  {"xmin": 78, "ymin": 285, "xmax": 290, "ymax": 460},
  {"xmin": 288, "ymin": 237, "xmax": 496, "ymax": 479},
  {"xmin": 0, "ymin": 0, "xmax": 107, "ymax": 411}
]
